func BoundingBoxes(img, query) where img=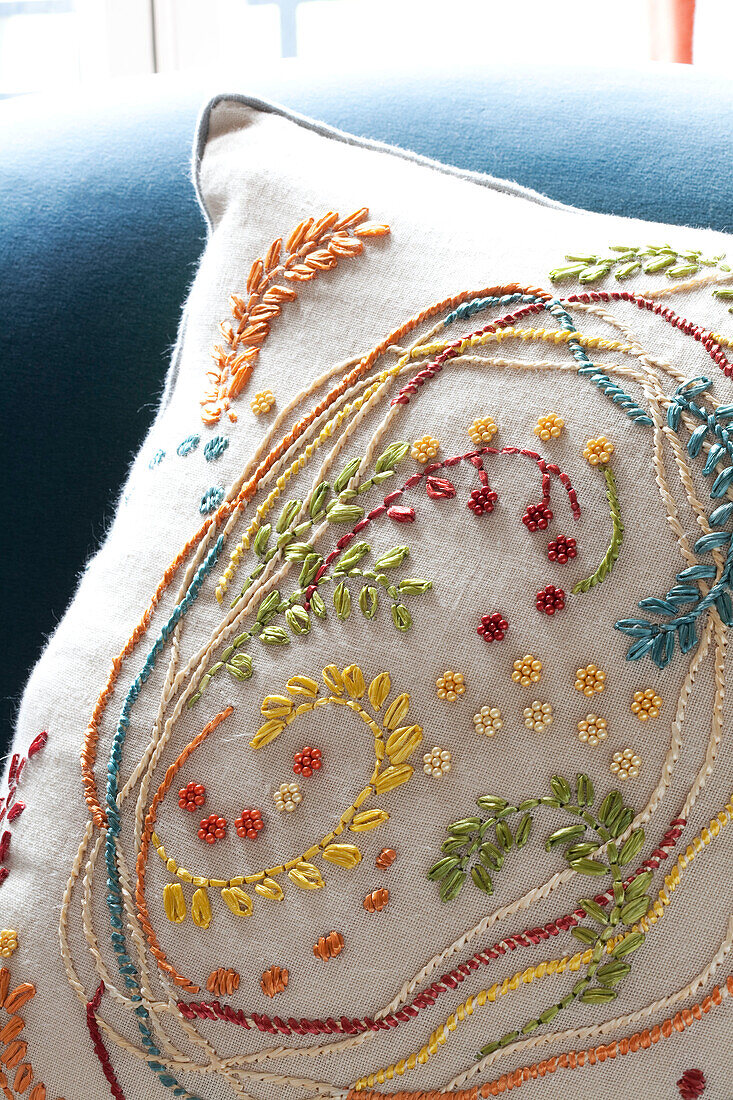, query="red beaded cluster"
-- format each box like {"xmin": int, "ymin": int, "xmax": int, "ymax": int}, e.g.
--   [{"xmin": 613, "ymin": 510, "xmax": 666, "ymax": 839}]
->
[
  {"xmin": 536, "ymin": 584, "xmax": 566, "ymax": 614},
  {"xmin": 235, "ymin": 808, "xmax": 264, "ymax": 839},
  {"xmin": 477, "ymin": 612, "xmax": 509, "ymax": 642},
  {"xmin": 677, "ymin": 1069, "xmax": 706, "ymax": 1099},
  {"xmin": 198, "ymin": 813, "xmax": 227, "ymax": 844},
  {"xmin": 178, "ymin": 782, "xmax": 206, "ymax": 812},
  {"xmin": 522, "ymin": 501, "xmax": 553, "ymax": 531},
  {"xmin": 467, "ymin": 485, "xmax": 498, "ymax": 515},
  {"xmin": 547, "ymin": 534, "xmax": 577, "ymax": 564},
  {"xmin": 293, "ymin": 746, "xmax": 322, "ymax": 777}
]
